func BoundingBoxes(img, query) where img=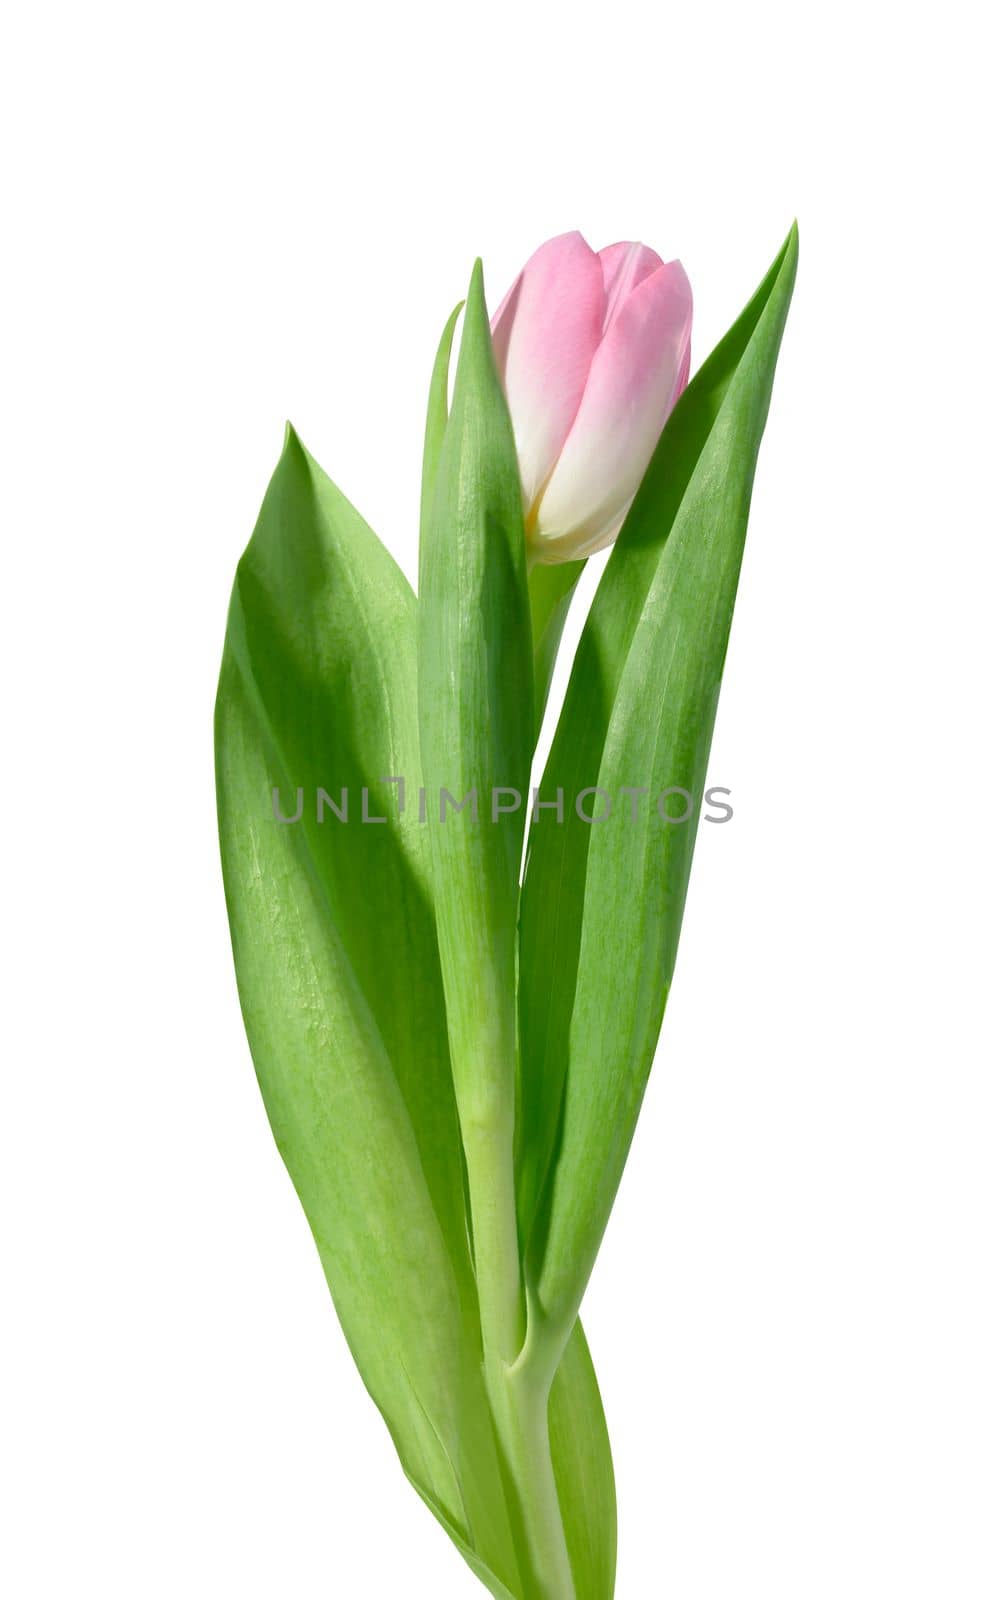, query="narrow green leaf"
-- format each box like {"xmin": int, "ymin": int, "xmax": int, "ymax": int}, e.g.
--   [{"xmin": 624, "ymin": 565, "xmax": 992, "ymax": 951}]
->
[
  {"xmin": 215, "ymin": 429, "xmax": 520, "ymax": 1593},
  {"xmin": 528, "ymin": 560, "xmax": 585, "ymax": 738},
  {"xmin": 549, "ymin": 1320, "xmax": 617, "ymax": 1600},
  {"xmin": 424, "ymin": 302, "xmax": 583, "ymax": 748},
  {"xmin": 418, "ymin": 265, "xmax": 568, "ymax": 1589},
  {"xmin": 421, "ymin": 300, "xmax": 464, "ymax": 546},
  {"xmin": 404, "ymin": 1476, "xmax": 519, "ymax": 1600},
  {"xmin": 417, "ymin": 258, "xmax": 533, "ymax": 1133},
  {"xmin": 519, "ymin": 226, "xmax": 799, "ymax": 1328}
]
